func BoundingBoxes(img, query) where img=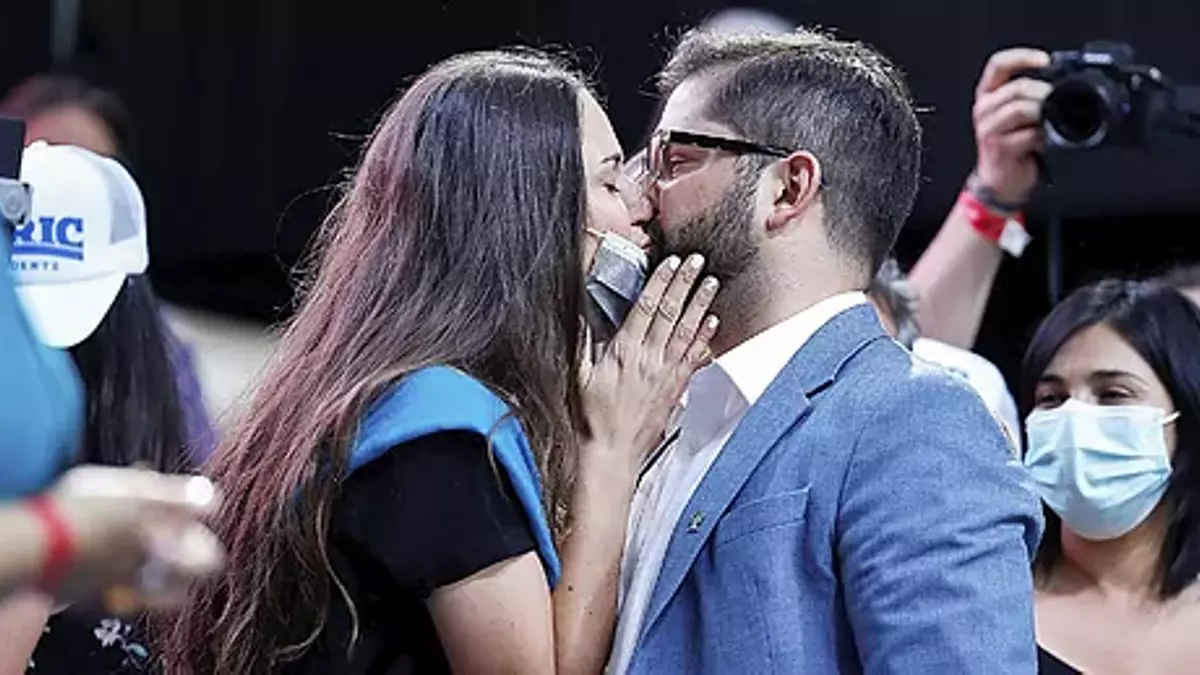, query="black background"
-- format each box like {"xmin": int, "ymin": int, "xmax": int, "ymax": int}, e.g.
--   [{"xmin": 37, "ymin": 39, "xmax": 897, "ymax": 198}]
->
[{"xmin": 2, "ymin": 0, "xmax": 1199, "ymax": 385}]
